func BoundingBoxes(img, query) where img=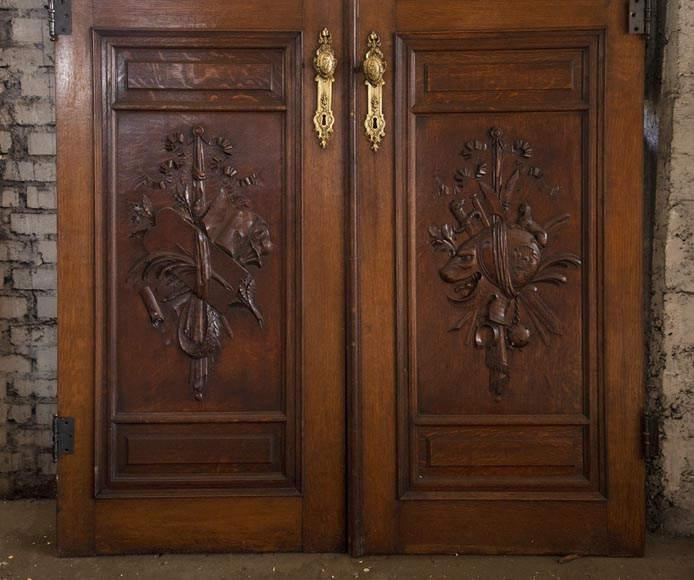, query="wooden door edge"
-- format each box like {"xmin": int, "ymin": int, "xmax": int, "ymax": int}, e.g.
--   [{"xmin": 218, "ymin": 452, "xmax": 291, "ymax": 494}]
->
[
  {"xmin": 604, "ymin": 10, "xmax": 647, "ymax": 557},
  {"xmin": 345, "ymin": 0, "xmax": 365, "ymax": 559},
  {"xmin": 55, "ymin": 0, "xmax": 97, "ymax": 556}
]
